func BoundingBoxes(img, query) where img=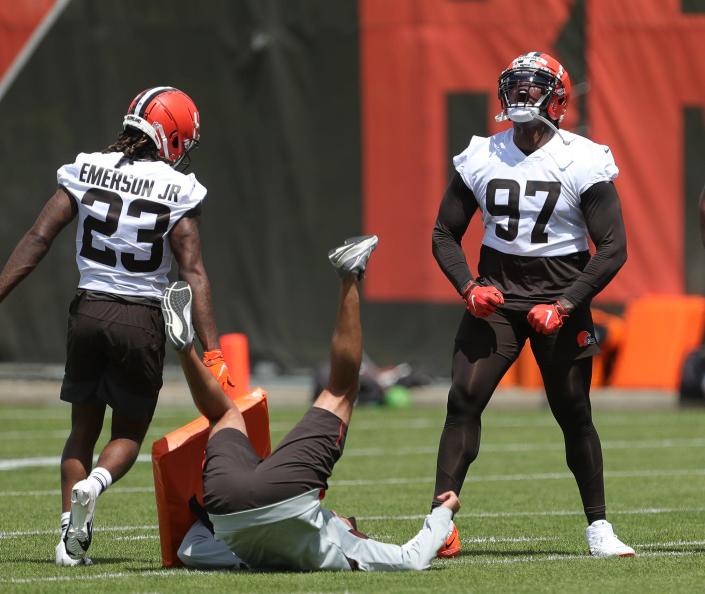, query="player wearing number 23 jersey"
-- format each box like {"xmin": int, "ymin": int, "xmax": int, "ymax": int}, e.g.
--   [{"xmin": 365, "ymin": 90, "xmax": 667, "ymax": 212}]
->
[
  {"xmin": 0, "ymin": 87, "xmax": 235, "ymax": 567},
  {"xmin": 57, "ymin": 151, "xmax": 206, "ymax": 298},
  {"xmin": 431, "ymin": 52, "xmax": 634, "ymax": 559}
]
